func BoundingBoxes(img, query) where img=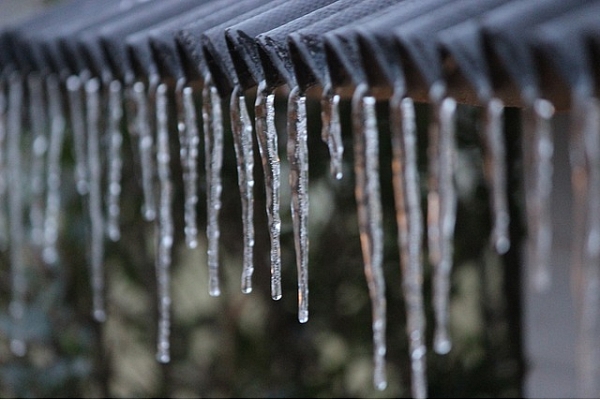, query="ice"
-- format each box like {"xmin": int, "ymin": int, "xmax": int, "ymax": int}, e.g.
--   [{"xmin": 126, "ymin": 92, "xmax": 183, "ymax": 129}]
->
[
  {"xmin": 66, "ymin": 75, "xmax": 89, "ymax": 196},
  {"xmin": 106, "ymin": 80, "xmax": 123, "ymax": 242},
  {"xmin": 255, "ymin": 81, "xmax": 282, "ymax": 301},
  {"xmin": 287, "ymin": 86, "xmax": 309, "ymax": 323},
  {"xmin": 321, "ymin": 84, "xmax": 344, "ymax": 180}
]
